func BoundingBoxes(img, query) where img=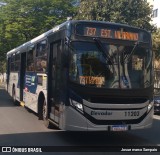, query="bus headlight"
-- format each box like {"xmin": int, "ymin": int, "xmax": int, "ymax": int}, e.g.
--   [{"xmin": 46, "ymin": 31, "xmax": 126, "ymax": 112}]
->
[
  {"xmin": 147, "ymin": 101, "xmax": 154, "ymax": 112},
  {"xmin": 71, "ymin": 99, "xmax": 84, "ymax": 113}
]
